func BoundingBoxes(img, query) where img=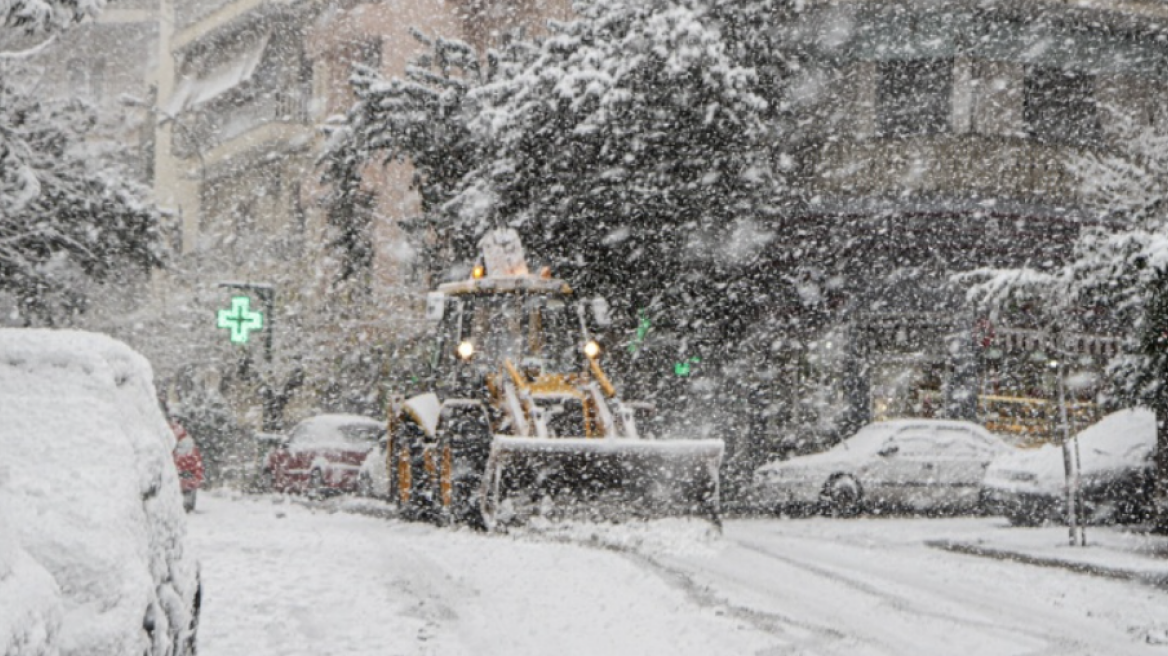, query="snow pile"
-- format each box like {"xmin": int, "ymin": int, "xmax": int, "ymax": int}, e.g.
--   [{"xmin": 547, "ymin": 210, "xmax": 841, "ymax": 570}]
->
[{"xmin": 0, "ymin": 329, "xmax": 198, "ymax": 656}]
